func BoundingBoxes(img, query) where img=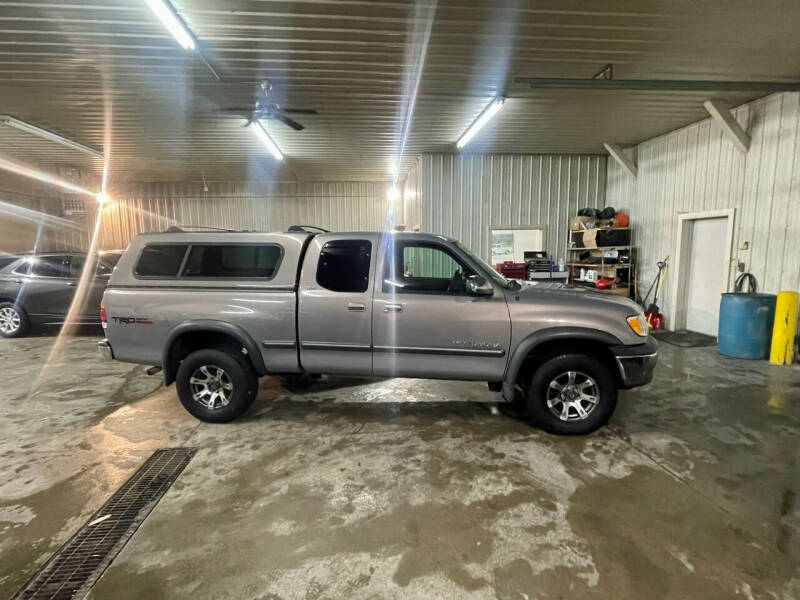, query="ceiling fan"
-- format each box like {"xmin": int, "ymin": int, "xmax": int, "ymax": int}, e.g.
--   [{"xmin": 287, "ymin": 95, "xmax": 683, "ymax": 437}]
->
[{"xmin": 215, "ymin": 80, "xmax": 317, "ymax": 131}]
